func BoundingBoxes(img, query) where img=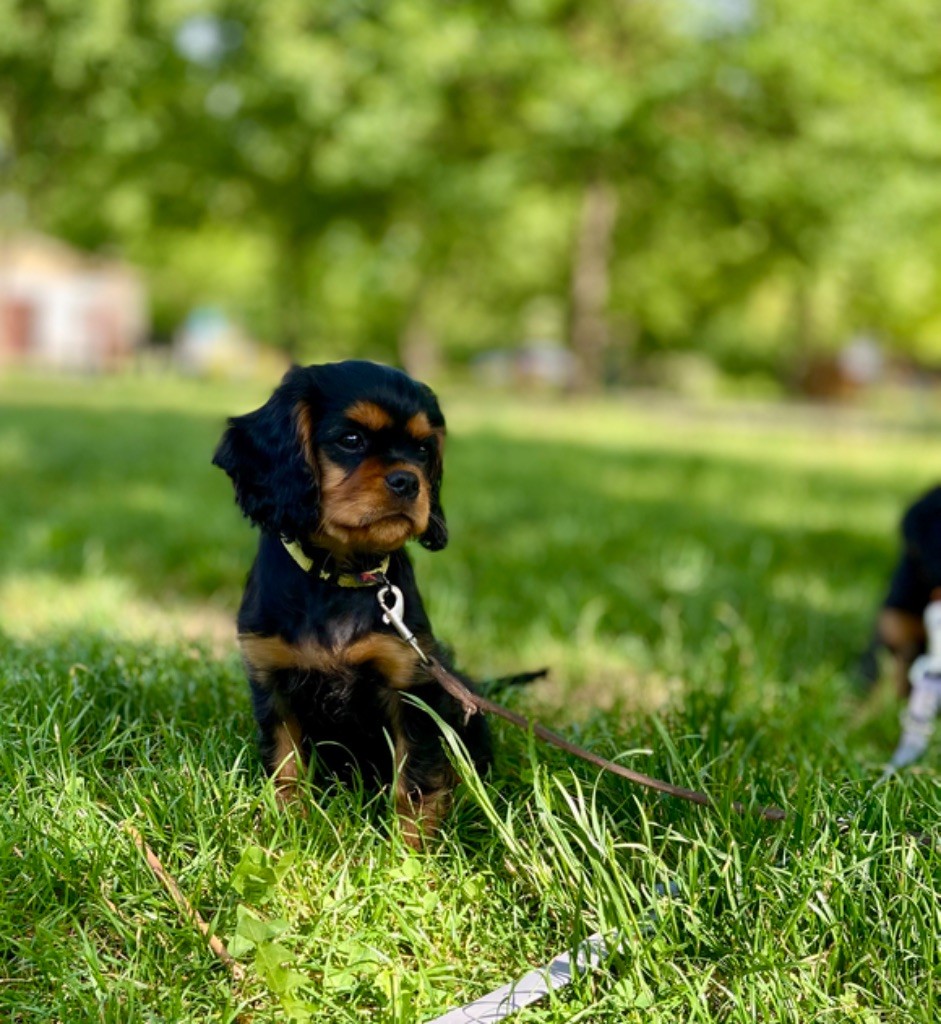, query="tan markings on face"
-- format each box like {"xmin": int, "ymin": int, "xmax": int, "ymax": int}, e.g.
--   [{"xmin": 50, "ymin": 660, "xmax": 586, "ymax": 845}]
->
[
  {"xmin": 405, "ymin": 411, "xmax": 433, "ymax": 439},
  {"xmin": 316, "ymin": 452, "xmax": 430, "ymax": 553},
  {"xmin": 239, "ymin": 631, "xmax": 428, "ymax": 690},
  {"xmin": 405, "ymin": 412, "xmax": 446, "ymax": 451},
  {"xmin": 272, "ymin": 716, "xmax": 304, "ymax": 804},
  {"xmin": 346, "ymin": 400, "xmax": 394, "ymax": 432}
]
